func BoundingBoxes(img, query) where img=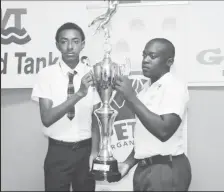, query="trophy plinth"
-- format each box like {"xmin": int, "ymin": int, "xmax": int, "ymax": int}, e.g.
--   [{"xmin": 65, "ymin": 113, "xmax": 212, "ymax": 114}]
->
[{"xmin": 92, "ymin": 159, "xmax": 121, "ymax": 182}]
